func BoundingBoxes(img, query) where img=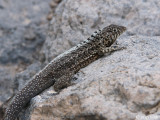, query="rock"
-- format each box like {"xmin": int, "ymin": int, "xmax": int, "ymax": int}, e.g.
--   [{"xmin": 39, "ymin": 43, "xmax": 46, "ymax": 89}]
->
[
  {"xmin": 20, "ymin": 35, "xmax": 160, "ymax": 120},
  {"xmin": 0, "ymin": 0, "xmax": 51, "ymax": 65},
  {"xmin": 13, "ymin": 62, "xmax": 43, "ymax": 92},
  {"xmin": 0, "ymin": 66, "xmax": 15, "ymax": 102},
  {"xmin": 49, "ymin": 0, "xmax": 59, "ymax": 8},
  {"xmin": 48, "ymin": 0, "xmax": 62, "ymax": 21},
  {"xmin": 0, "ymin": 0, "xmax": 51, "ymax": 103},
  {"xmin": 42, "ymin": 0, "xmax": 160, "ymax": 61},
  {"xmin": 47, "ymin": 12, "xmax": 54, "ymax": 21}
]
